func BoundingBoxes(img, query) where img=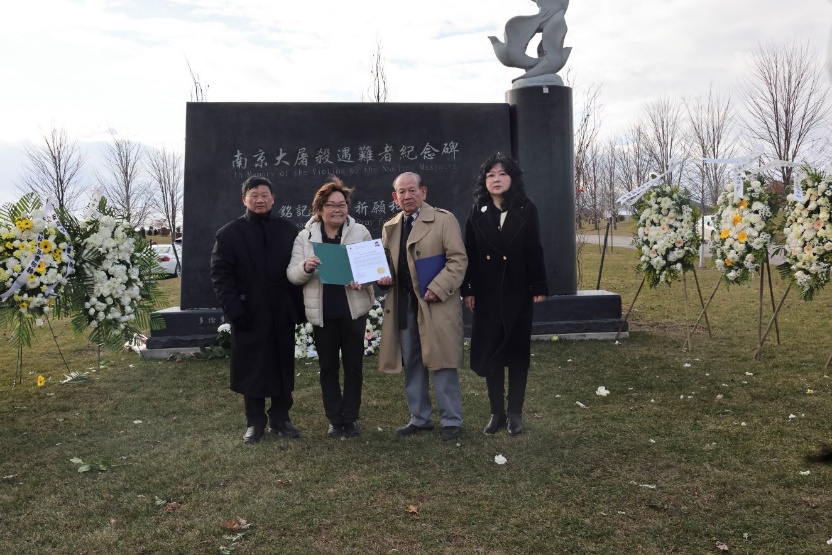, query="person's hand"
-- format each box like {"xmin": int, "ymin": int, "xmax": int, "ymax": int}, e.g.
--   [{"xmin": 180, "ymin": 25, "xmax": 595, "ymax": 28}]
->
[
  {"xmin": 463, "ymin": 296, "xmax": 475, "ymax": 311},
  {"xmin": 348, "ymin": 280, "xmax": 362, "ymax": 290},
  {"xmin": 377, "ymin": 276, "xmax": 393, "ymax": 287},
  {"xmin": 424, "ymin": 289, "xmax": 439, "ymax": 302},
  {"xmin": 303, "ymin": 256, "xmax": 321, "ymax": 273},
  {"xmin": 532, "ymin": 295, "xmax": 547, "ymax": 303}
]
